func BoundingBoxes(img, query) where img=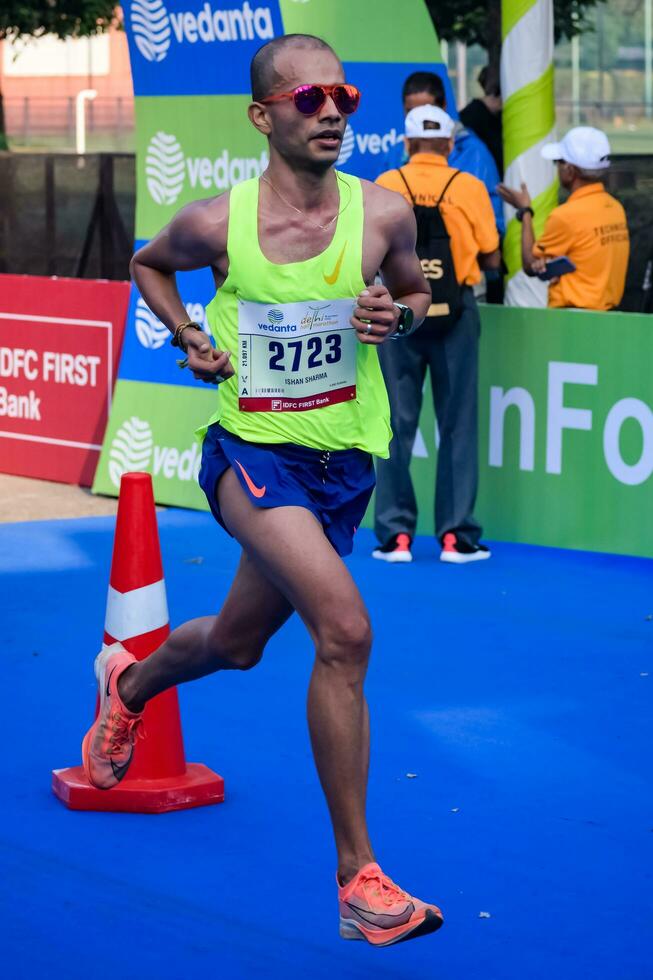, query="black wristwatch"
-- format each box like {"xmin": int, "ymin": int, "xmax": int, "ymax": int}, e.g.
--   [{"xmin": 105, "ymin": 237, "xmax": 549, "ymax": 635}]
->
[
  {"xmin": 391, "ymin": 303, "xmax": 415, "ymax": 339},
  {"xmin": 516, "ymin": 206, "xmax": 534, "ymax": 223}
]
